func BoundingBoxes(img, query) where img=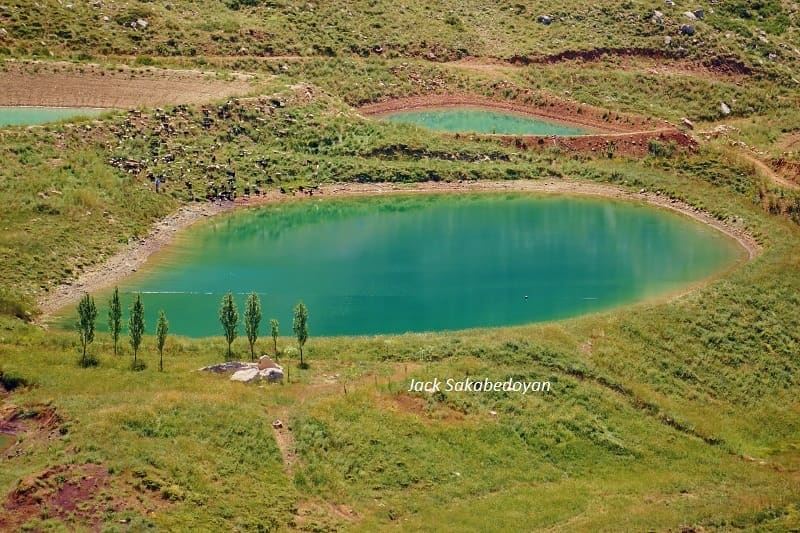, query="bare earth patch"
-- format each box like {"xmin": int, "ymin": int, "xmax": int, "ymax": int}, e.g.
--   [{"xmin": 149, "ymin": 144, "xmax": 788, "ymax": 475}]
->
[
  {"xmin": 381, "ymin": 392, "xmax": 468, "ymax": 424},
  {"xmin": 1, "ymin": 403, "xmax": 63, "ymax": 459},
  {"xmin": 293, "ymin": 499, "xmax": 359, "ymax": 531},
  {"xmin": 0, "ymin": 464, "xmax": 108, "ymax": 530},
  {"xmin": 271, "ymin": 408, "xmax": 298, "ymax": 474},
  {"xmin": 0, "ymin": 61, "xmax": 256, "ymax": 108}
]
